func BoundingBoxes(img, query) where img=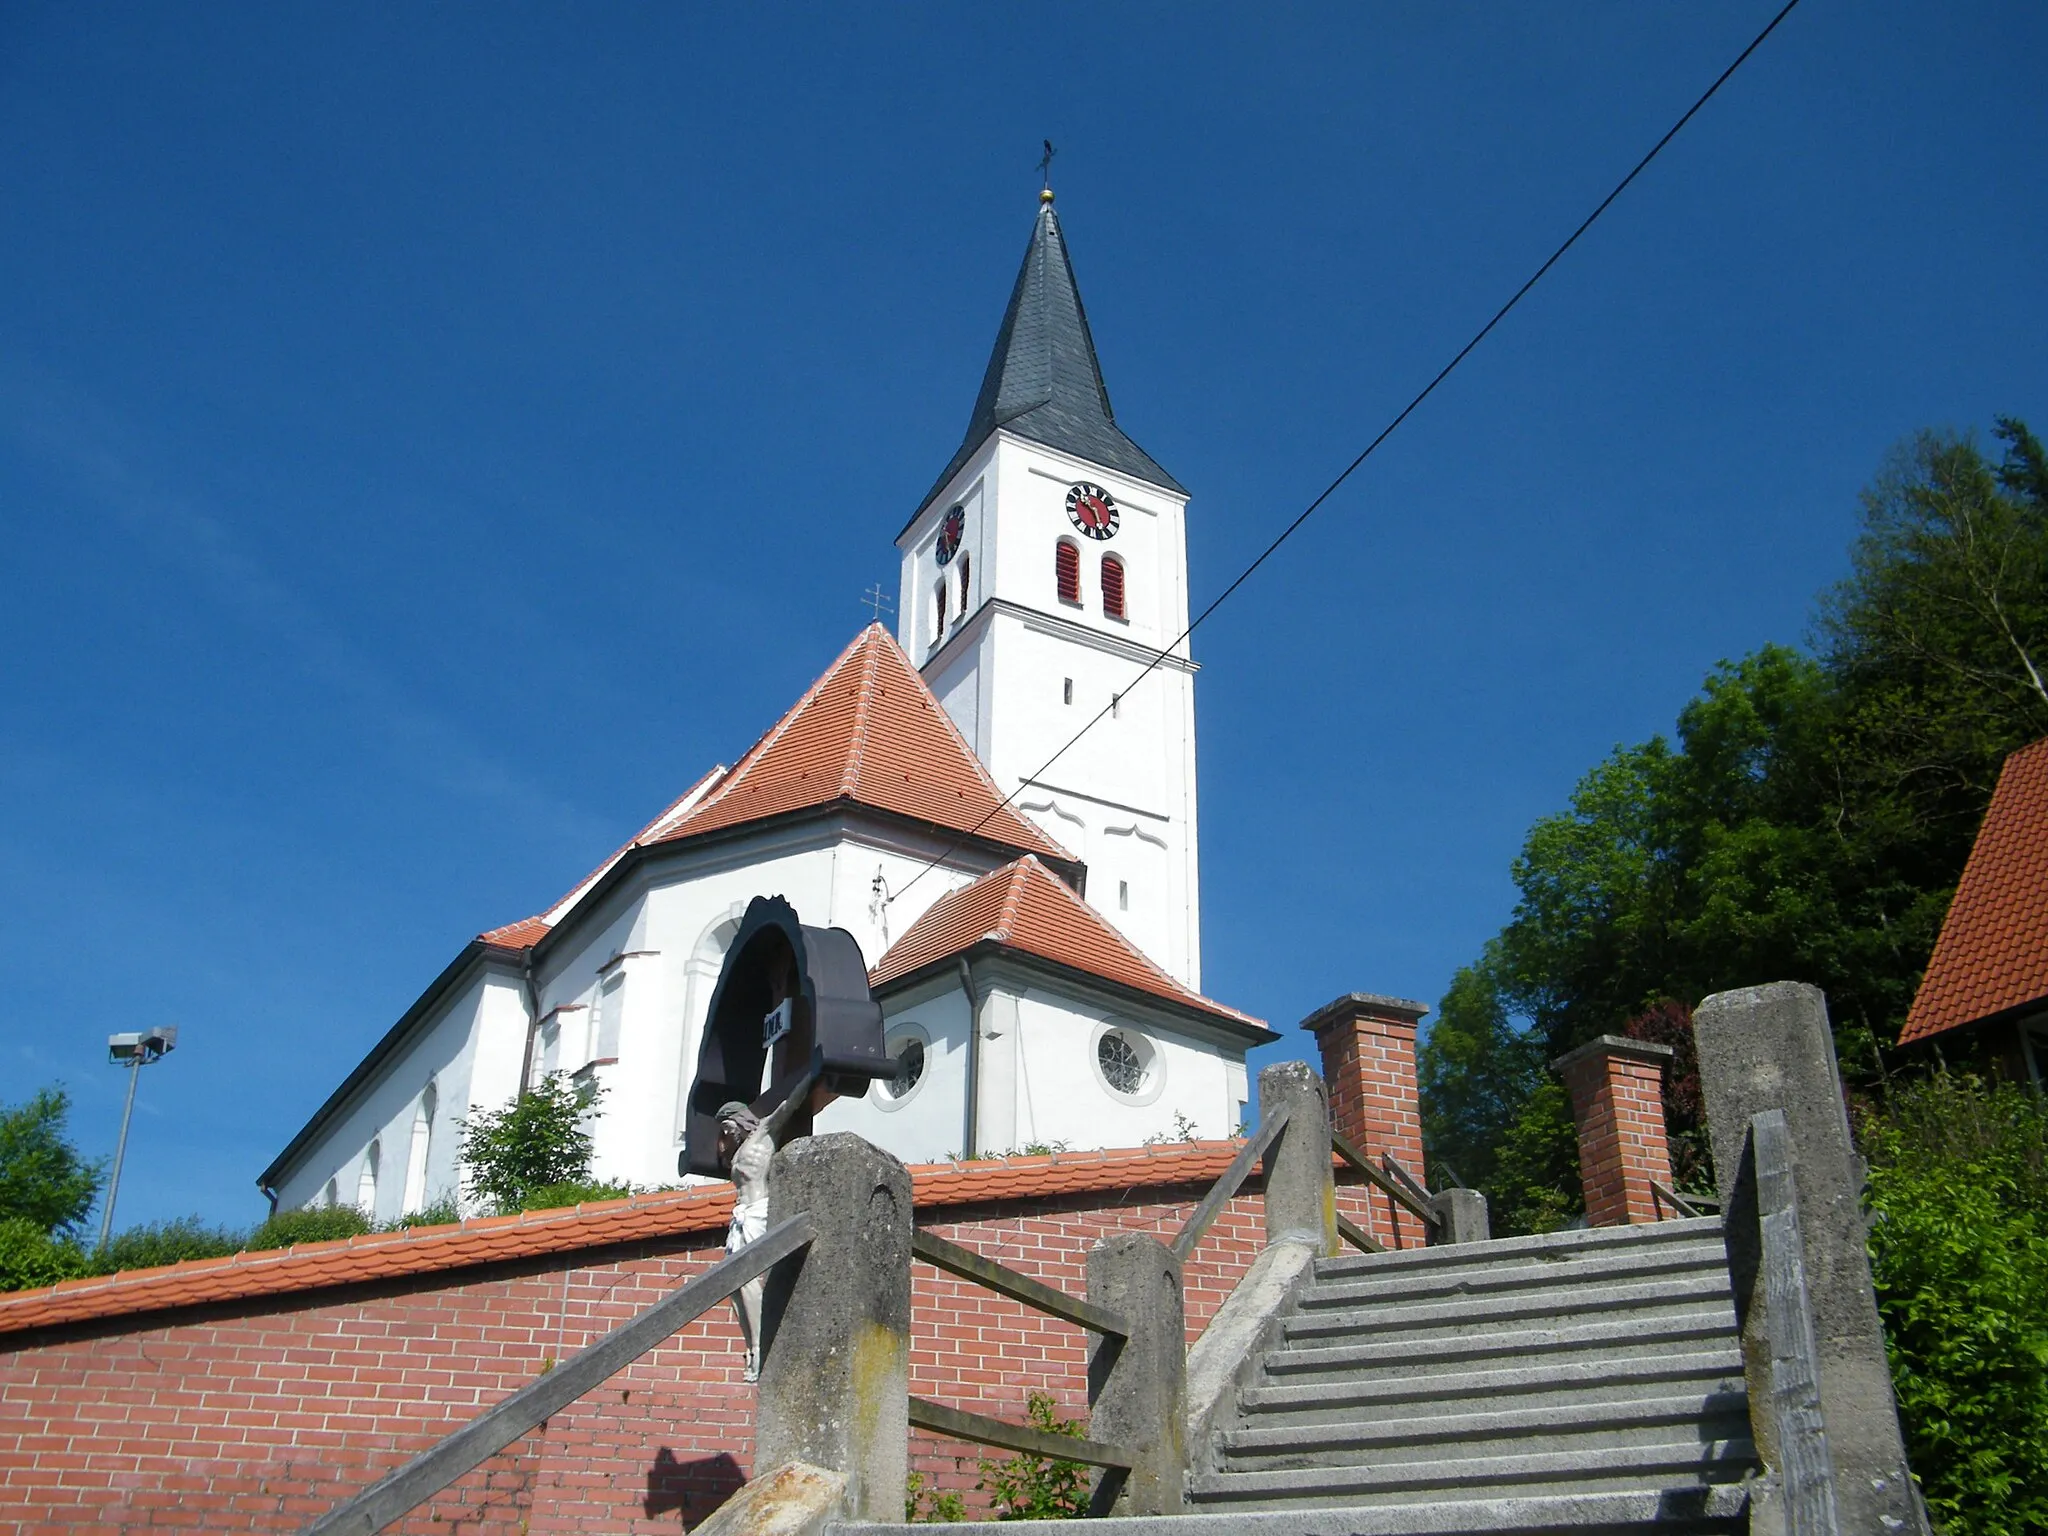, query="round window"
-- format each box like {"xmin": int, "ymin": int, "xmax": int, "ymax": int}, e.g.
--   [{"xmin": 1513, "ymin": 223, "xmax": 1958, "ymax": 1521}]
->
[
  {"xmin": 1098, "ymin": 1031, "xmax": 1145, "ymax": 1094},
  {"xmin": 885, "ymin": 1037, "xmax": 926, "ymax": 1100},
  {"xmin": 872, "ymin": 1026, "xmax": 931, "ymax": 1111}
]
